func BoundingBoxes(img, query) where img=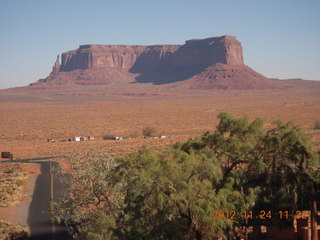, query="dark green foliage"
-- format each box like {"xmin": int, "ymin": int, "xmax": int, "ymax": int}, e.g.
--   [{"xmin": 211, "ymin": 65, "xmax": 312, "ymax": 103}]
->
[
  {"xmin": 111, "ymin": 146, "xmax": 245, "ymax": 239},
  {"xmin": 257, "ymin": 120, "xmax": 319, "ymax": 211},
  {"xmin": 56, "ymin": 113, "xmax": 320, "ymax": 240}
]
